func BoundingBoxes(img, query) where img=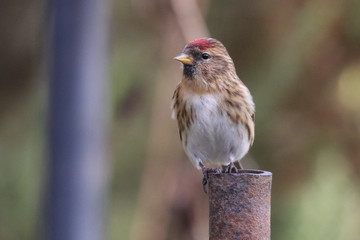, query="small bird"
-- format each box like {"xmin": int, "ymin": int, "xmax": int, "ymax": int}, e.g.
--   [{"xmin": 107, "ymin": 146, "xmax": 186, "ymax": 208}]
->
[{"xmin": 171, "ymin": 38, "xmax": 255, "ymax": 192}]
